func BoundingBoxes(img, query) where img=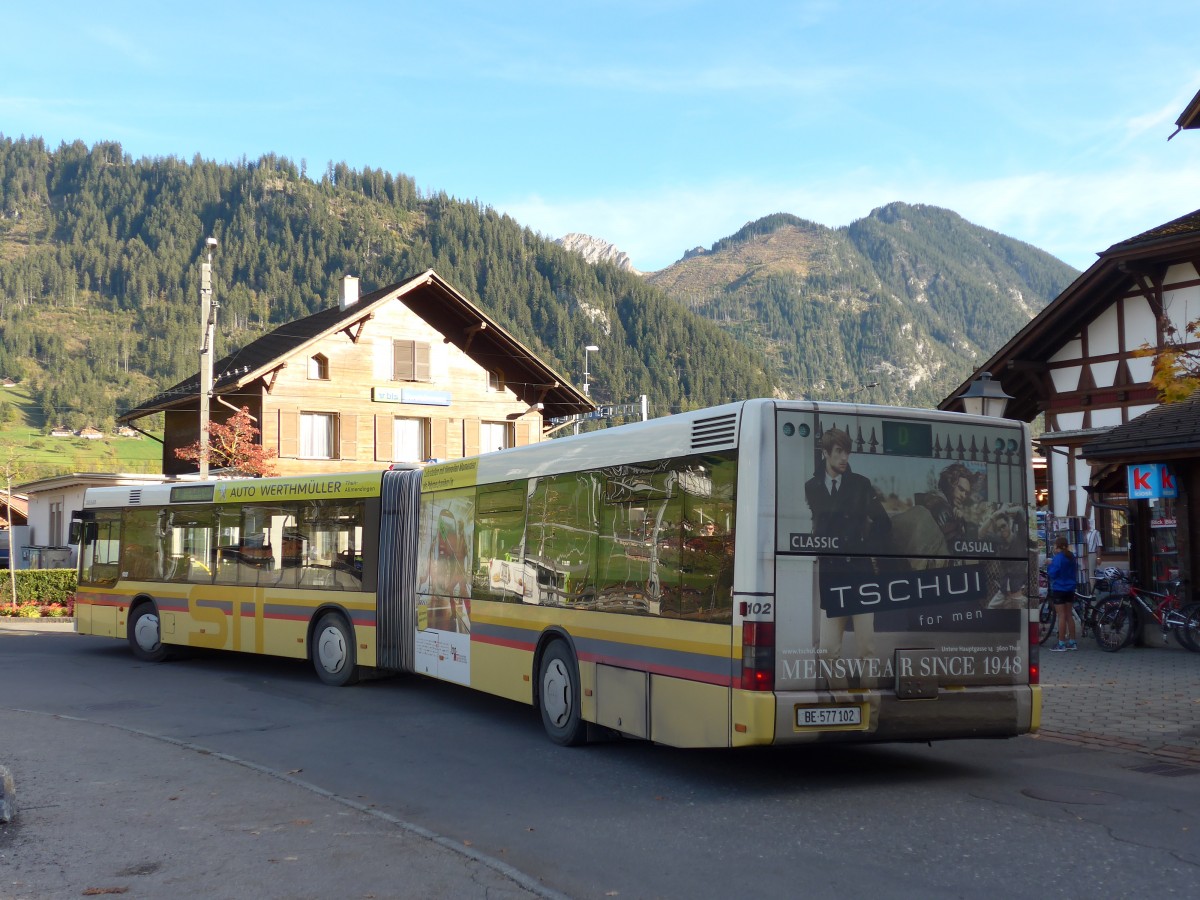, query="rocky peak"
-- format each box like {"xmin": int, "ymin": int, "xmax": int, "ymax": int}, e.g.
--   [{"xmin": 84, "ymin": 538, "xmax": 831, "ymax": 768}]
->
[{"xmin": 557, "ymin": 233, "xmax": 641, "ymax": 274}]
